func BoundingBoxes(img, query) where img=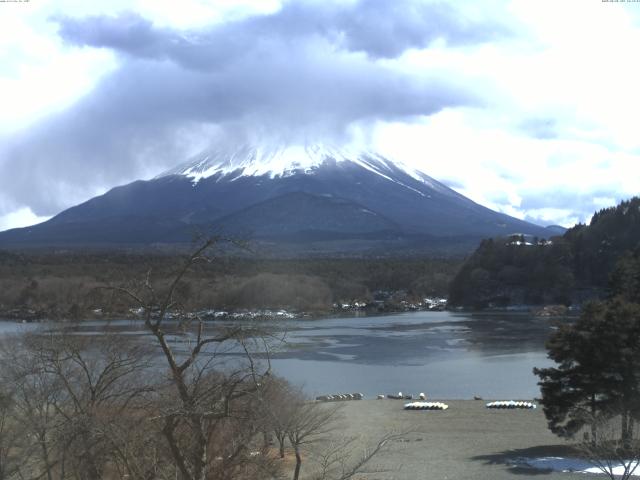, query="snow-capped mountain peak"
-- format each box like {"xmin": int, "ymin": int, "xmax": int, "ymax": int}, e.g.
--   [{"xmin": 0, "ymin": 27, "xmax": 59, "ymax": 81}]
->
[
  {"xmin": 0, "ymin": 144, "xmax": 552, "ymax": 251},
  {"xmin": 157, "ymin": 143, "xmax": 445, "ymax": 193}
]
